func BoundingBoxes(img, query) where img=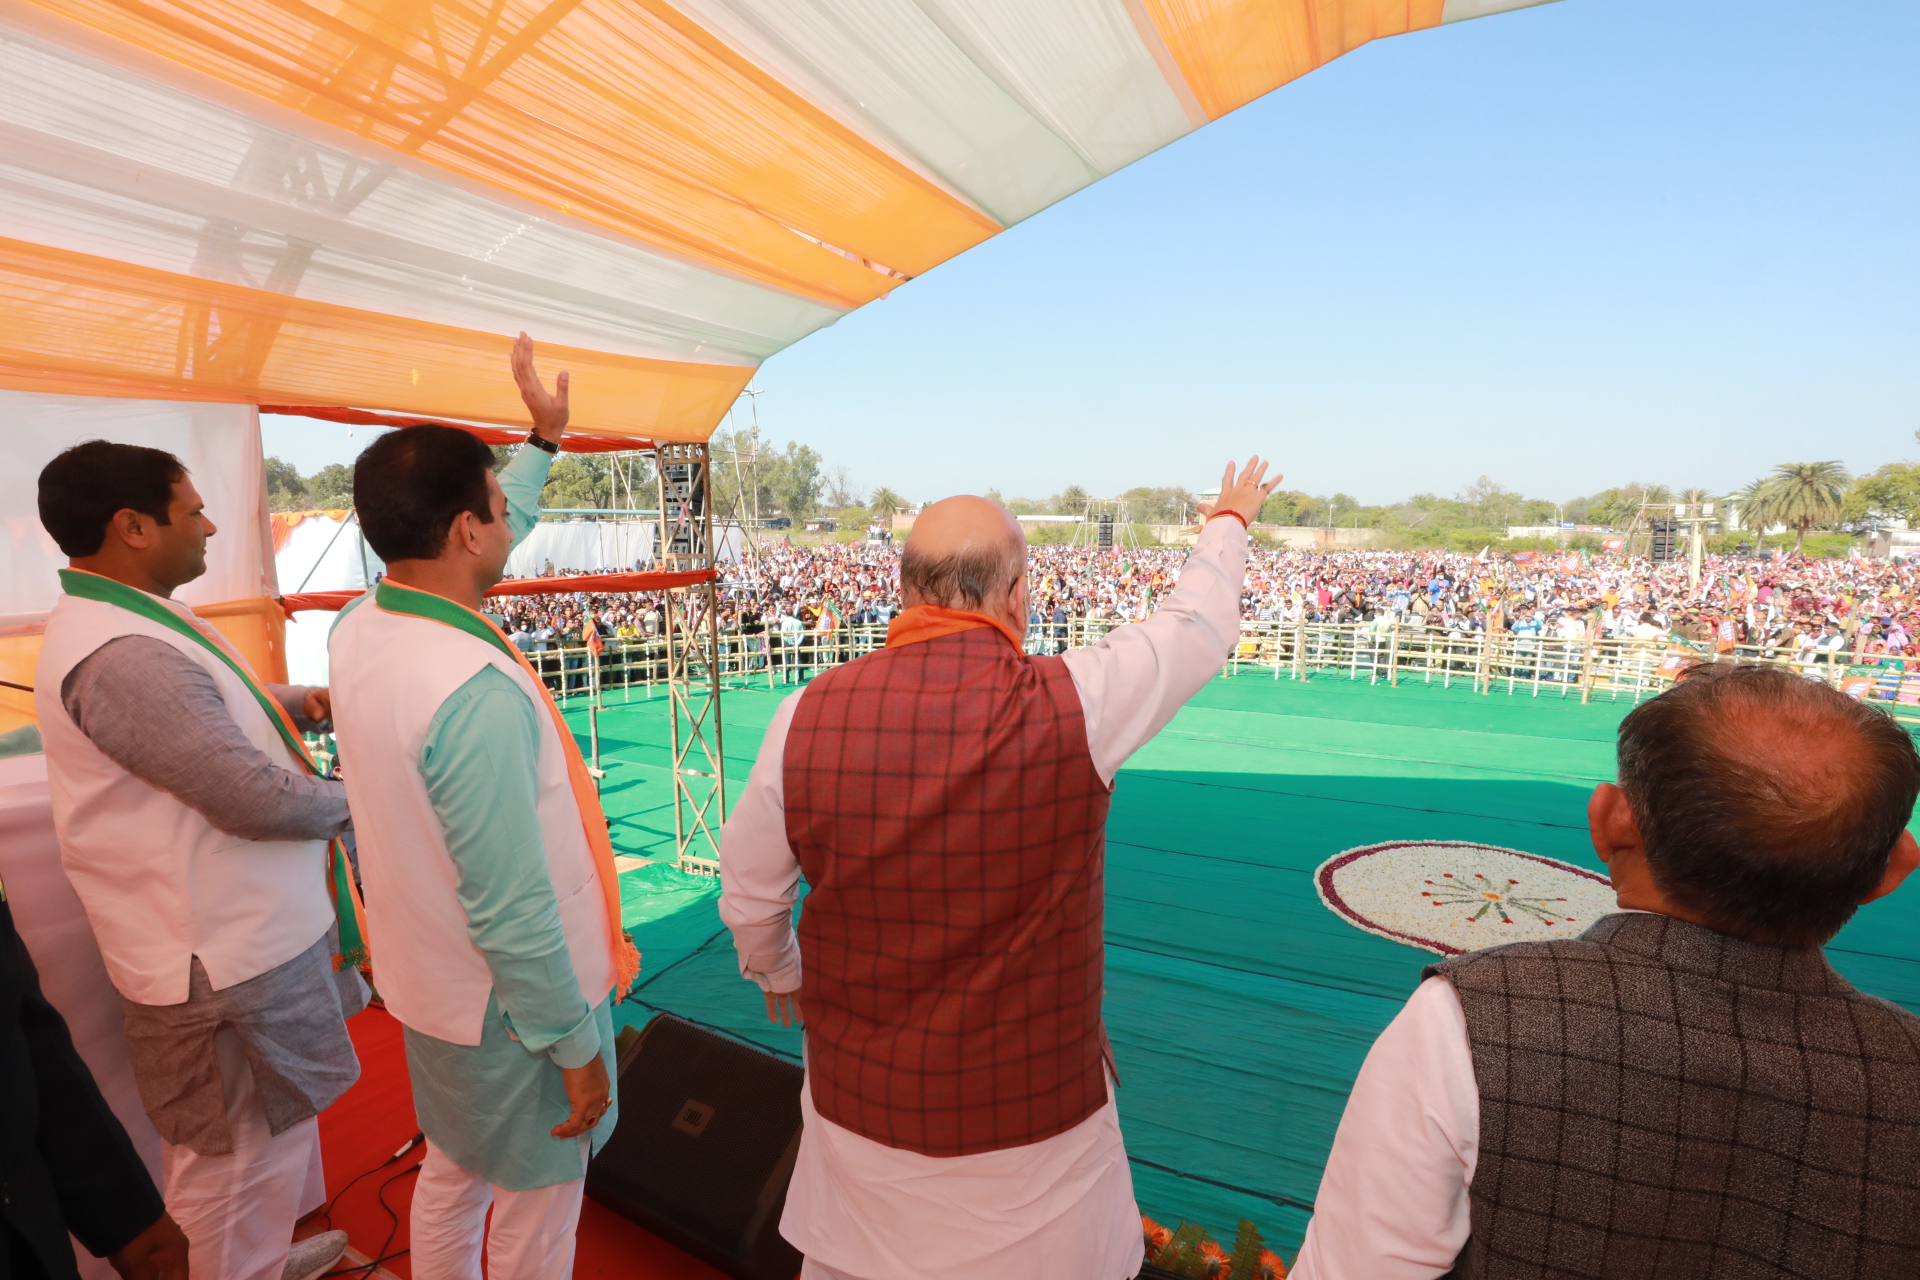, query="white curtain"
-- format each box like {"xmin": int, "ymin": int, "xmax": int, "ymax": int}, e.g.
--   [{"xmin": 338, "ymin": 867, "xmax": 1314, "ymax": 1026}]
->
[
  {"xmin": 277, "ymin": 514, "xmax": 384, "ymax": 687},
  {"xmin": 505, "ymin": 521, "xmax": 660, "ymax": 577},
  {"xmin": 0, "ymin": 390, "xmax": 267, "ymax": 625}
]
